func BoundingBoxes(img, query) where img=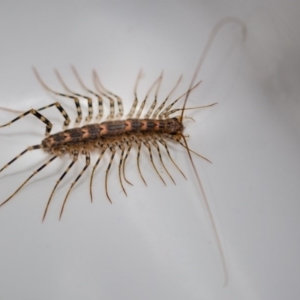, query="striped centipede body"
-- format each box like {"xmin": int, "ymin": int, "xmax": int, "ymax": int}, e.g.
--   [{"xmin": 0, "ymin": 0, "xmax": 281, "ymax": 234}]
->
[{"xmin": 0, "ymin": 18, "xmax": 247, "ymax": 284}]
